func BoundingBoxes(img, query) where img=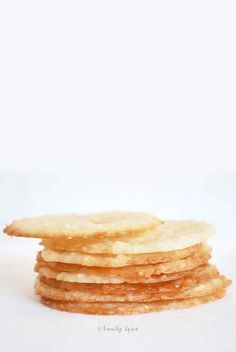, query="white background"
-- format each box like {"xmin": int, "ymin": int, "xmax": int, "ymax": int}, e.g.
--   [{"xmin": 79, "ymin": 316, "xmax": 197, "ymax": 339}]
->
[{"xmin": 0, "ymin": 1, "xmax": 235, "ymax": 352}]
